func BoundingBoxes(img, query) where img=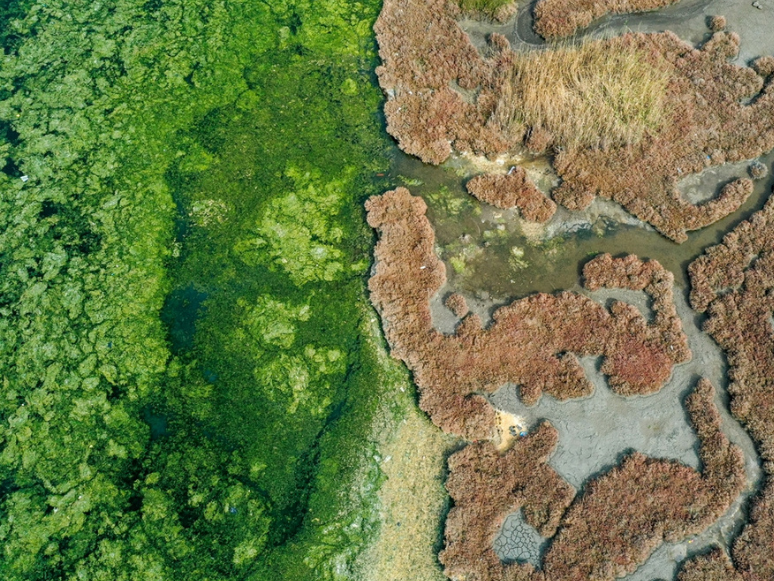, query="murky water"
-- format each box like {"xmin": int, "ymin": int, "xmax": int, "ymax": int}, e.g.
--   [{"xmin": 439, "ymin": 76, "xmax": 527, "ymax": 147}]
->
[{"xmin": 389, "ymin": 149, "xmax": 774, "ymax": 304}]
